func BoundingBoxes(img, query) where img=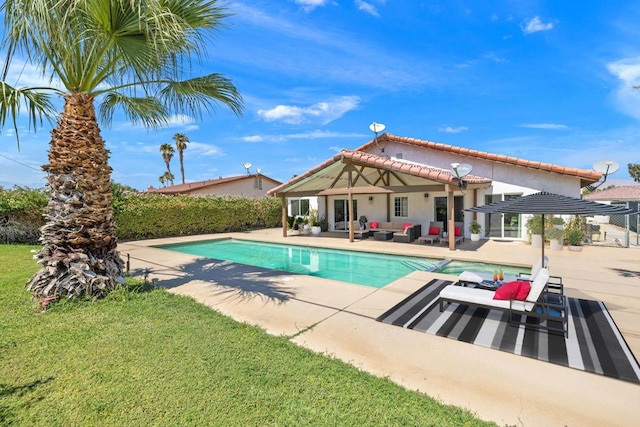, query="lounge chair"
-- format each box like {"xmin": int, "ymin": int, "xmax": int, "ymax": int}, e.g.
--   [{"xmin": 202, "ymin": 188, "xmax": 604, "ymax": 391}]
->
[
  {"xmin": 417, "ymin": 221, "xmax": 443, "ymax": 244},
  {"xmin": 439, "ymin": 268, "xmax": 568, "ymax": 336},
  {"xmin": 393, "ymin": 223, "xmax": 421, "ymax": 243}
]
